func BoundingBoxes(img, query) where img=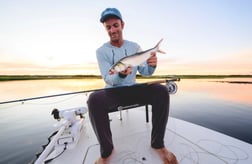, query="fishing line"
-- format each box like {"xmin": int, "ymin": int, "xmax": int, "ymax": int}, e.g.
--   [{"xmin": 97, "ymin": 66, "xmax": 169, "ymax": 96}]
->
[
  {"xmin": 22, "ymin": 93, "xmax": 86, "ymax": 106},
  {"xmin": 177, "ymin": 142, "xmax": 201, "ymax": 164},
  {"xmin": 167, "ymin": 129, "xmax": 249, "ymax": 163},
  {"xmin": 196, "ymin": 139, "xmax": 249, "ymax": 161},
  {"xmin": 82, "ymin": 144, "xmax": 99, "ymax": 164},
  {"xmin": 0, "ymin": 88, "xmax": 99, "ymax": 105},
  {"xmin": 168, "ymin": 127, "xmax": 236, "ymax": 163}
]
